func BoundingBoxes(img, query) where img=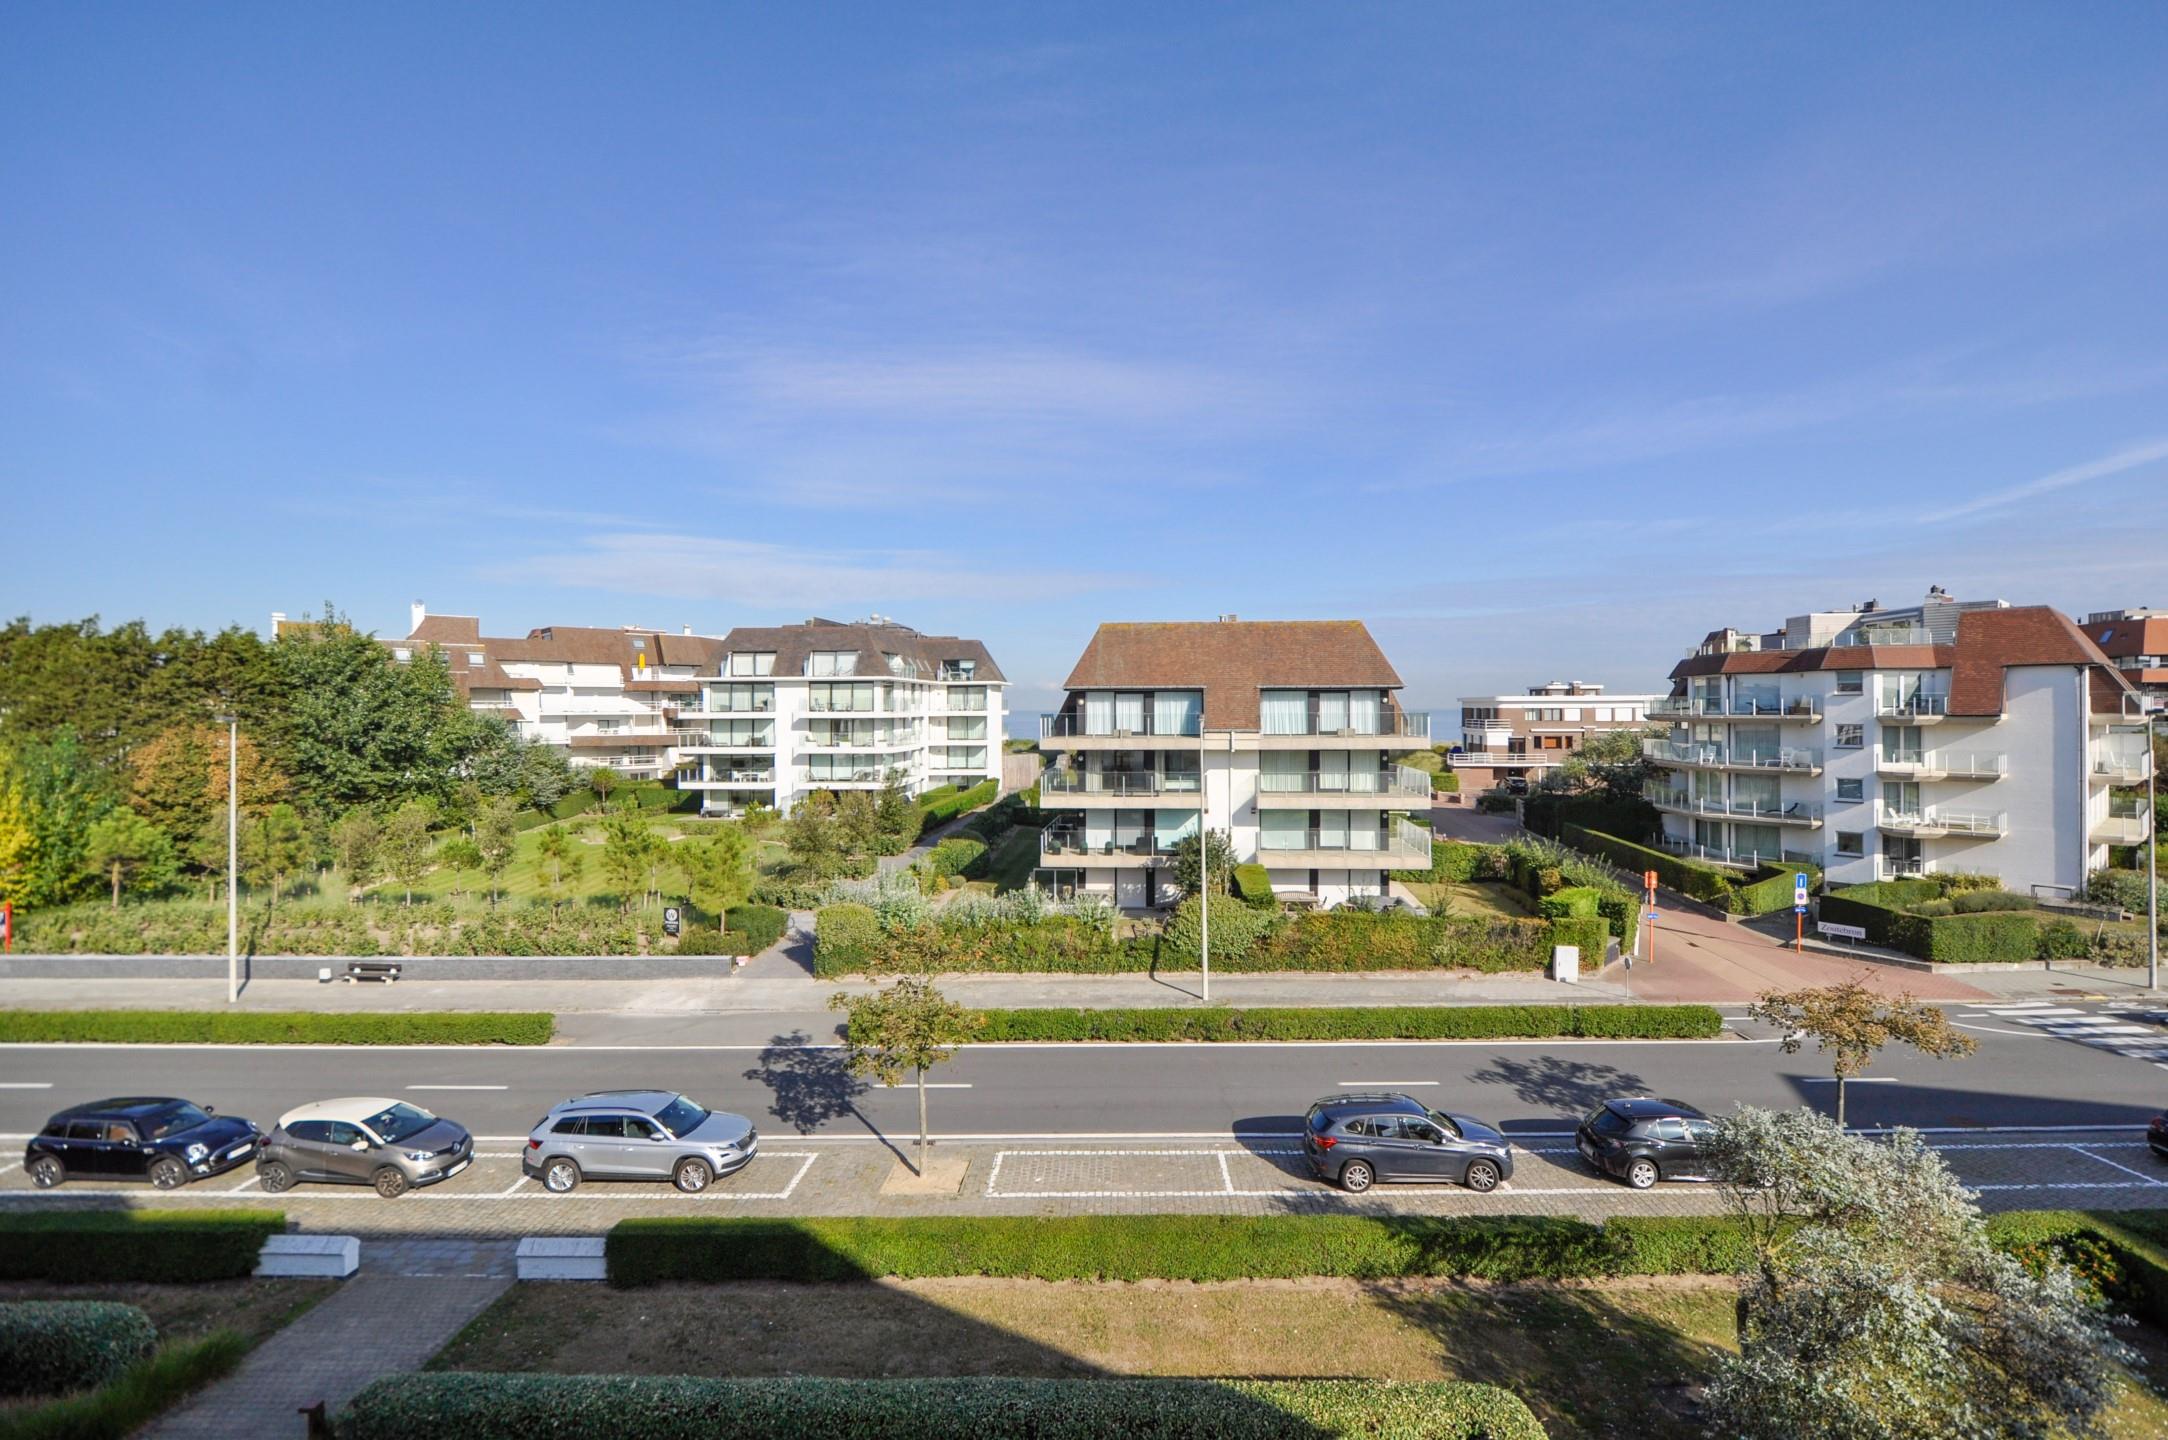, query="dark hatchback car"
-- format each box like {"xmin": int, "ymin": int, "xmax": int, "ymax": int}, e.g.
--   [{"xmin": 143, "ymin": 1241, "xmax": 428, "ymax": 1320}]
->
[
  {"xmin": 2148, "ymin": 1112, "xmax": 2168, "ymax": 1162},
  {"xmin": 25, "ymin": 1097, "xmax": 259, "ymax": 1190},
  {"xmin": 1303, "ymin": 1092, "xmax": 1515, "ymax": 1194},
  {"xmin": 1576, "ymin": 1097, "xmax": 1717, "ymax": 1189}
]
